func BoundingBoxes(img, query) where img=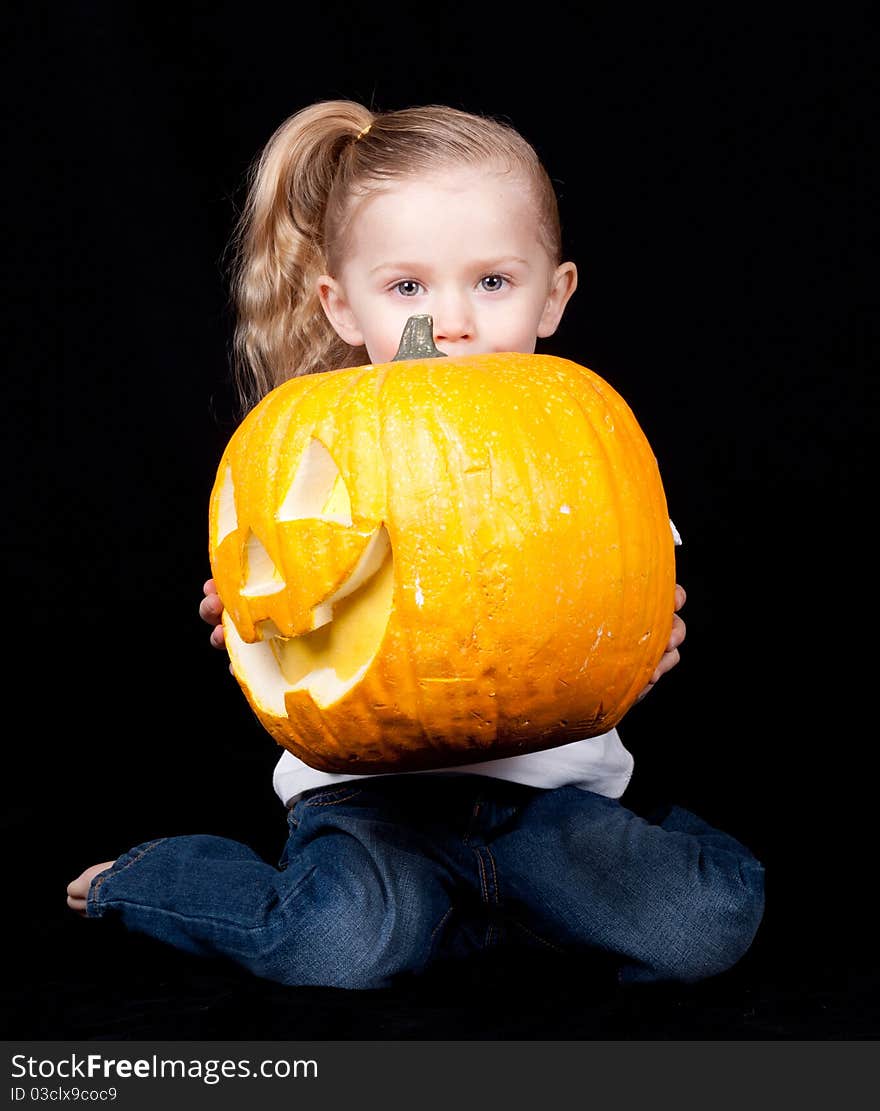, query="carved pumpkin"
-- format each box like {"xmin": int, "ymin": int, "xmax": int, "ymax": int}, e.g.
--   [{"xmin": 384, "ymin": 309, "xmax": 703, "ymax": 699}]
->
[{"xmin": 209, "ymin": 316, "xmax": 676, "ymax": 773}]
